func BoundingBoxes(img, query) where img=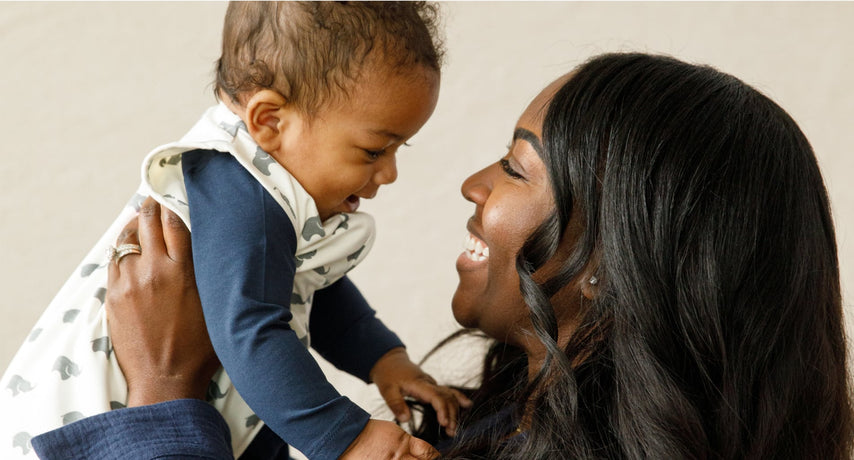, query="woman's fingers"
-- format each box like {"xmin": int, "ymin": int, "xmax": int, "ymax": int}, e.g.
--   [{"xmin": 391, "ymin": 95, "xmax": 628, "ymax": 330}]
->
[
  {"xmin": 116, "ymin": 216, "xmax": 141, "ymax": 247},
  {"xmin": 158, "ymin": 203, "xmax": 191, "ymax": 263},
  {"xmin": 109, "ymin": 213, "xmax": 143, "ymax": 280},
  {"xmin": 128, "ymin": 197, "xmax": 192, "ymax": 264},
  {"xmin": 137, "ymin": 197, "xmax": 166, "ymax": 258}
]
